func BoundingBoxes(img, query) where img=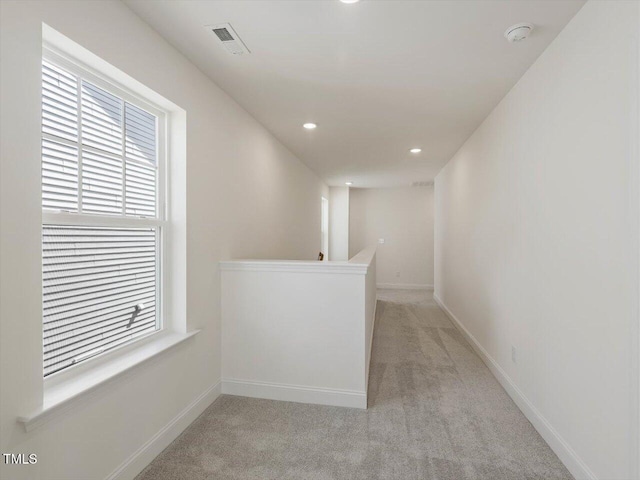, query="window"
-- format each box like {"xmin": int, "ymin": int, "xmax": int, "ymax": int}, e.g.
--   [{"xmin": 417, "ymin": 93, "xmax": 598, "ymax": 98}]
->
[{"xmin": 41, "ymin": 53, "xmax": 165, "ymax": 377}]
